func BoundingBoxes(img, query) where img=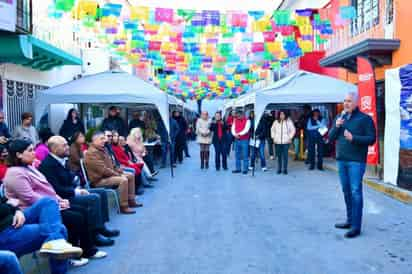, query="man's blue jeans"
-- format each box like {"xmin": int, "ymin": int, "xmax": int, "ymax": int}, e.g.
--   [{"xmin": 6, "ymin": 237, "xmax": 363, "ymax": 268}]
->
[
  {"xmin": 250, "ymin": 141, "xmax": 266, "ymax": 168},
  {"xmin": 337, "ymin": 161, "xmax": 366, "ymax": 232},
  {"xmin": 234, "ymin": 139, "xmax": 249, "ymax": 172},
  {"xmin": 0, "ymin": 251, "xmax": 23, "ymax": 274},
  {"xmin": 0, "ymin": 197, "xmax": 68, "ymax": 274}
]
